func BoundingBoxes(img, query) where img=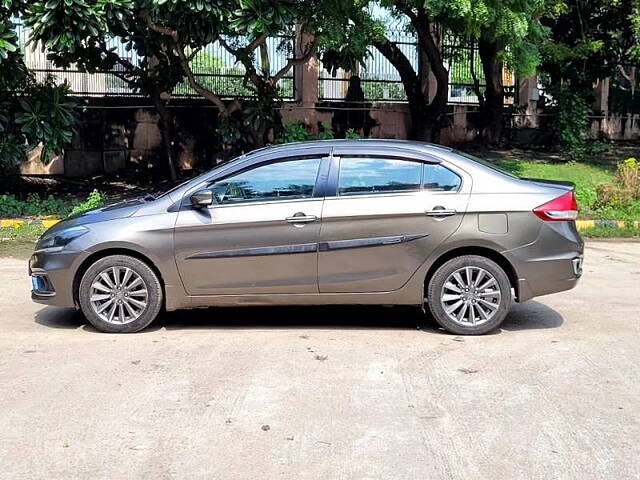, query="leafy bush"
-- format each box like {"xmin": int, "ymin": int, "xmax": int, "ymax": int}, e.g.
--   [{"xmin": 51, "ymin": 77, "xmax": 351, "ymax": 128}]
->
[
  {"xmin": 345, "ymin": 128, "xmax": 361, "ymax": 139},
  {"xmin": 0, "ymin": 189, "xmax": 106, "ymax": 218},
  {"xmin": 277, "ymin": 121, "xmax": 362, "ymax": 143},
  {"xmin": 596, "ymin": 158, "xmax": 640, "ymax": 210},
  {"xmin": 318, "ymin": 121, "xmax": 335, "ymax": 140},
  {"xmin": 574, "ymin": 184, "xmax": 598, "ymax": 211},
  {"xmin": 277, "ymin": 121, "xmax": 316, "ymax": 143},
  {"xmin": 0, "ymin": 193, "xmax": 72, "ymax": 217},
  {"xmin": 617, "ymin": 157, "xmax": 640, "ymax": 198},
  {"xmin": 69, "ymin": 189, "xmax": 105, "ymax": 216}
]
